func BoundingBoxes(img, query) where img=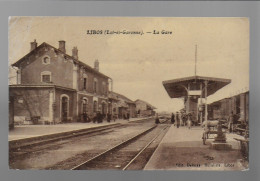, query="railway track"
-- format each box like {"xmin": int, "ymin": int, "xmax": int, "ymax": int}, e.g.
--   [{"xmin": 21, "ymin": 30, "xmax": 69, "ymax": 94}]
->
[
  {"xmin": 9, "ymin": 118, "xmax": 154, "ymax": 162},
  {"xmin": 9, "ymin": 124, "xmax": 125, "ymax": 160},
  {"xmin": 9, "ymin": 118, "xmax": 153, "ymax": 152},
  {"xmin": 10, "ymin": 124, "xmax": 121, "ymax": 151},
  {"xmin": 71, "ymin": 124, "xmax": 170, "ymax": 170}
]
